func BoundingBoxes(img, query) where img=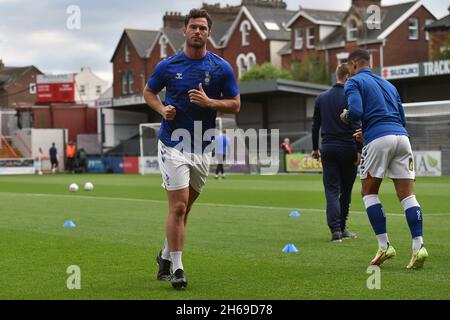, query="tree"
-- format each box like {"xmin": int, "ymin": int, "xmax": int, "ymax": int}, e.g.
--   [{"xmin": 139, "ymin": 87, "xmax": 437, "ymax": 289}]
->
[
  {"xmin": 240, "ymin": 63, "xmax": 293, "ymax": 82},
  {"xmin": 290, "ymin": 55, "xmax": 330, "ymax": 85},
  {"xmin": 0, "ymin": 58, "xmax": 4, "ymax": 70},
  {"xmin": 438, "ymin": 34, "xmax": 450, "ymax": 60}
]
